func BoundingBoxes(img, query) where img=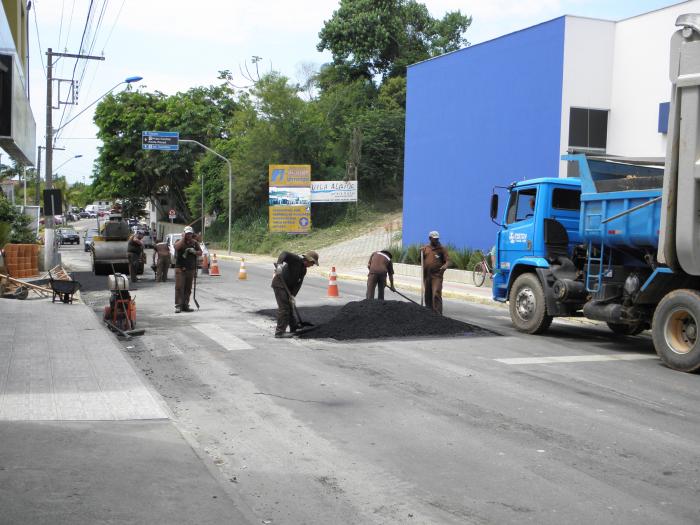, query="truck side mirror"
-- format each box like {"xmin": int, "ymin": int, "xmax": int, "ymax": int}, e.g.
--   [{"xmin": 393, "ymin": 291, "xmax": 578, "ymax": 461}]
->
[{"xmin": 490, "ymin": 194, "xmax": 499, "ymax": 220}]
